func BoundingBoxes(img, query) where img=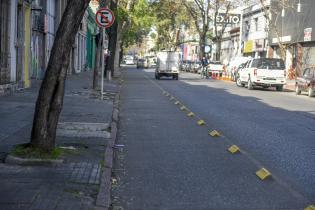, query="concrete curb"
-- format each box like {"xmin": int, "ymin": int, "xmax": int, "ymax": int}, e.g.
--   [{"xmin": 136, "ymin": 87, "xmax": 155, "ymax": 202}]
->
[
  {"xmin": 5, "ymin": 154, "xmax": 64, "ymax": 166},
  {"xmin": 96, "ymin": 79, "xmax": 122, "ymax": 210}
]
